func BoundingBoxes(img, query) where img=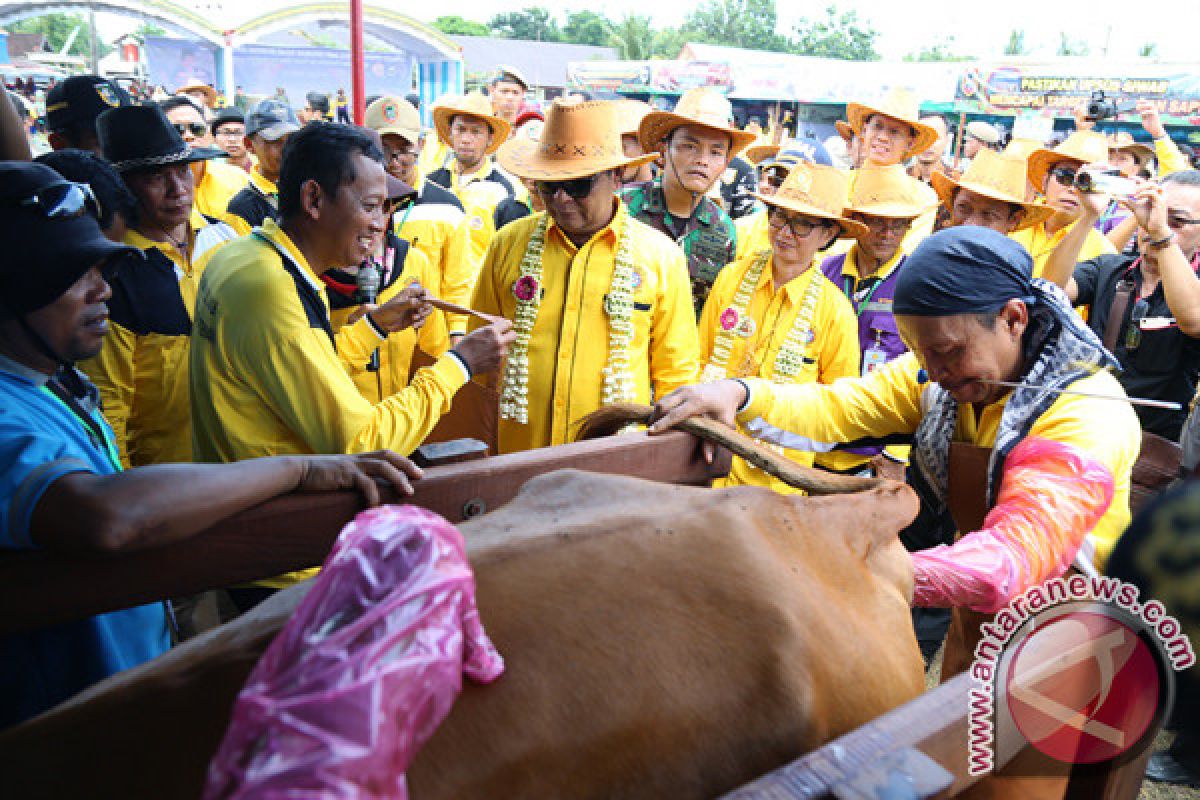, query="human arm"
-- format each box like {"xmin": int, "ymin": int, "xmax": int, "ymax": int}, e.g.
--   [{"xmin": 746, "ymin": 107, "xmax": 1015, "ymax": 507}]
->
[
  {"xmin": 1041, "ymin": 190, "xmax": 1109, "ymax": 302},
  {"xmin": 1105, "ymin": 212, "xmax": 1139, "ymax": 253},
  {"xmin": 78, "ymin": 322, "xmax": 137, "ymax": 468},
  {"xmin": 29, "ymin": 451, "xmax": 422, "ymax": 555},
  {"xmin": 1138, "ymin": 100, "xmax": 1189, "ymax": 178},
  {"xmin": 0, "ymin": 90, "xmax": 32, "ymax": 161},
  {"xmin": 1124, "ymin": 182, "xmax": 1200, "ymax": 336},
  {"xmin": 816, "ymin": 291, "xmax": 861, "ymax": 383}
]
